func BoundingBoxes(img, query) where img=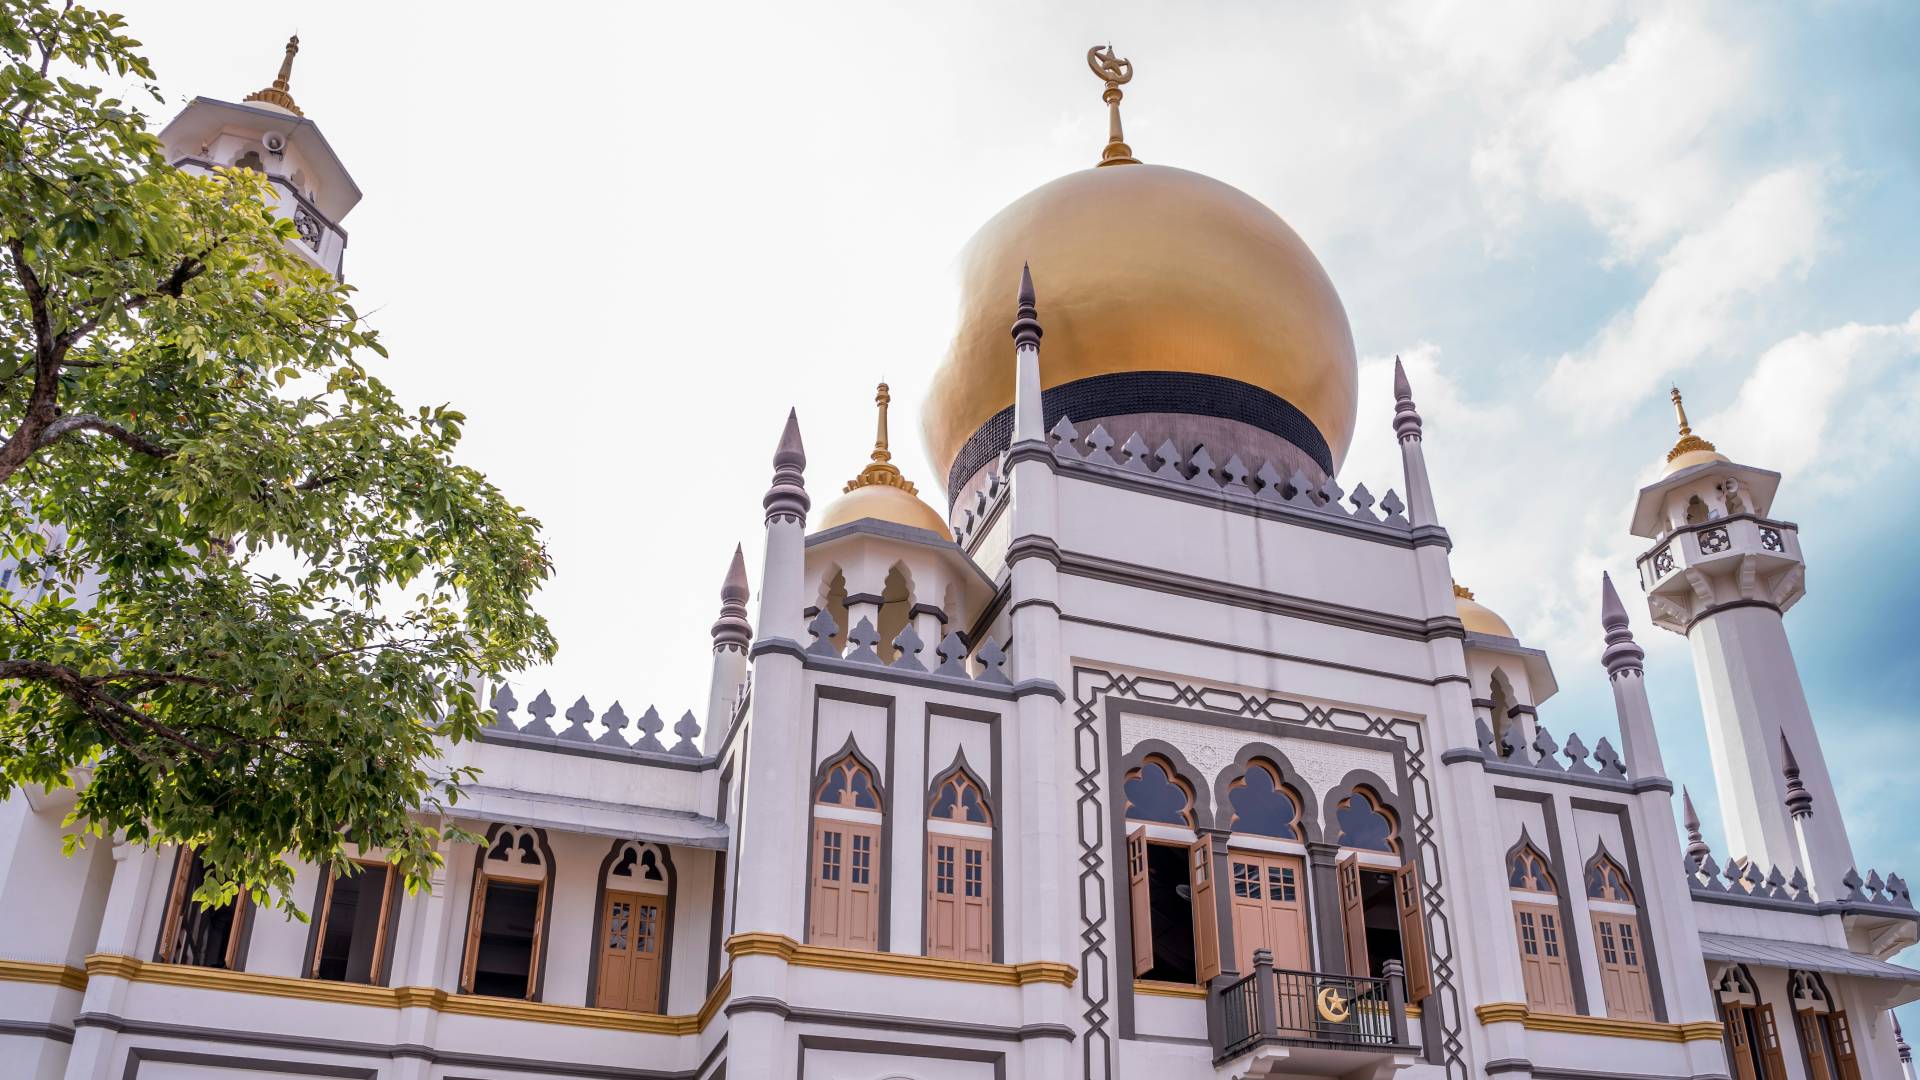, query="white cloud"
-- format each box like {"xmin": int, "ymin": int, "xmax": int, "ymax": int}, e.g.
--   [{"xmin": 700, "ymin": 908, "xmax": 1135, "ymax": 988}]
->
[{"xmin": 1541, "ymin": 165, "xmax": 1831, "ymax": 420}]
